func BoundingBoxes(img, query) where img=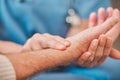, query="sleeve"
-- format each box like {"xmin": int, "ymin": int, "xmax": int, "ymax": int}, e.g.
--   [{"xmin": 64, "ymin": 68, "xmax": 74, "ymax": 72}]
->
[{"xmin": 0, "ymin": 55, "xmax": 16, "ymax": 80}]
